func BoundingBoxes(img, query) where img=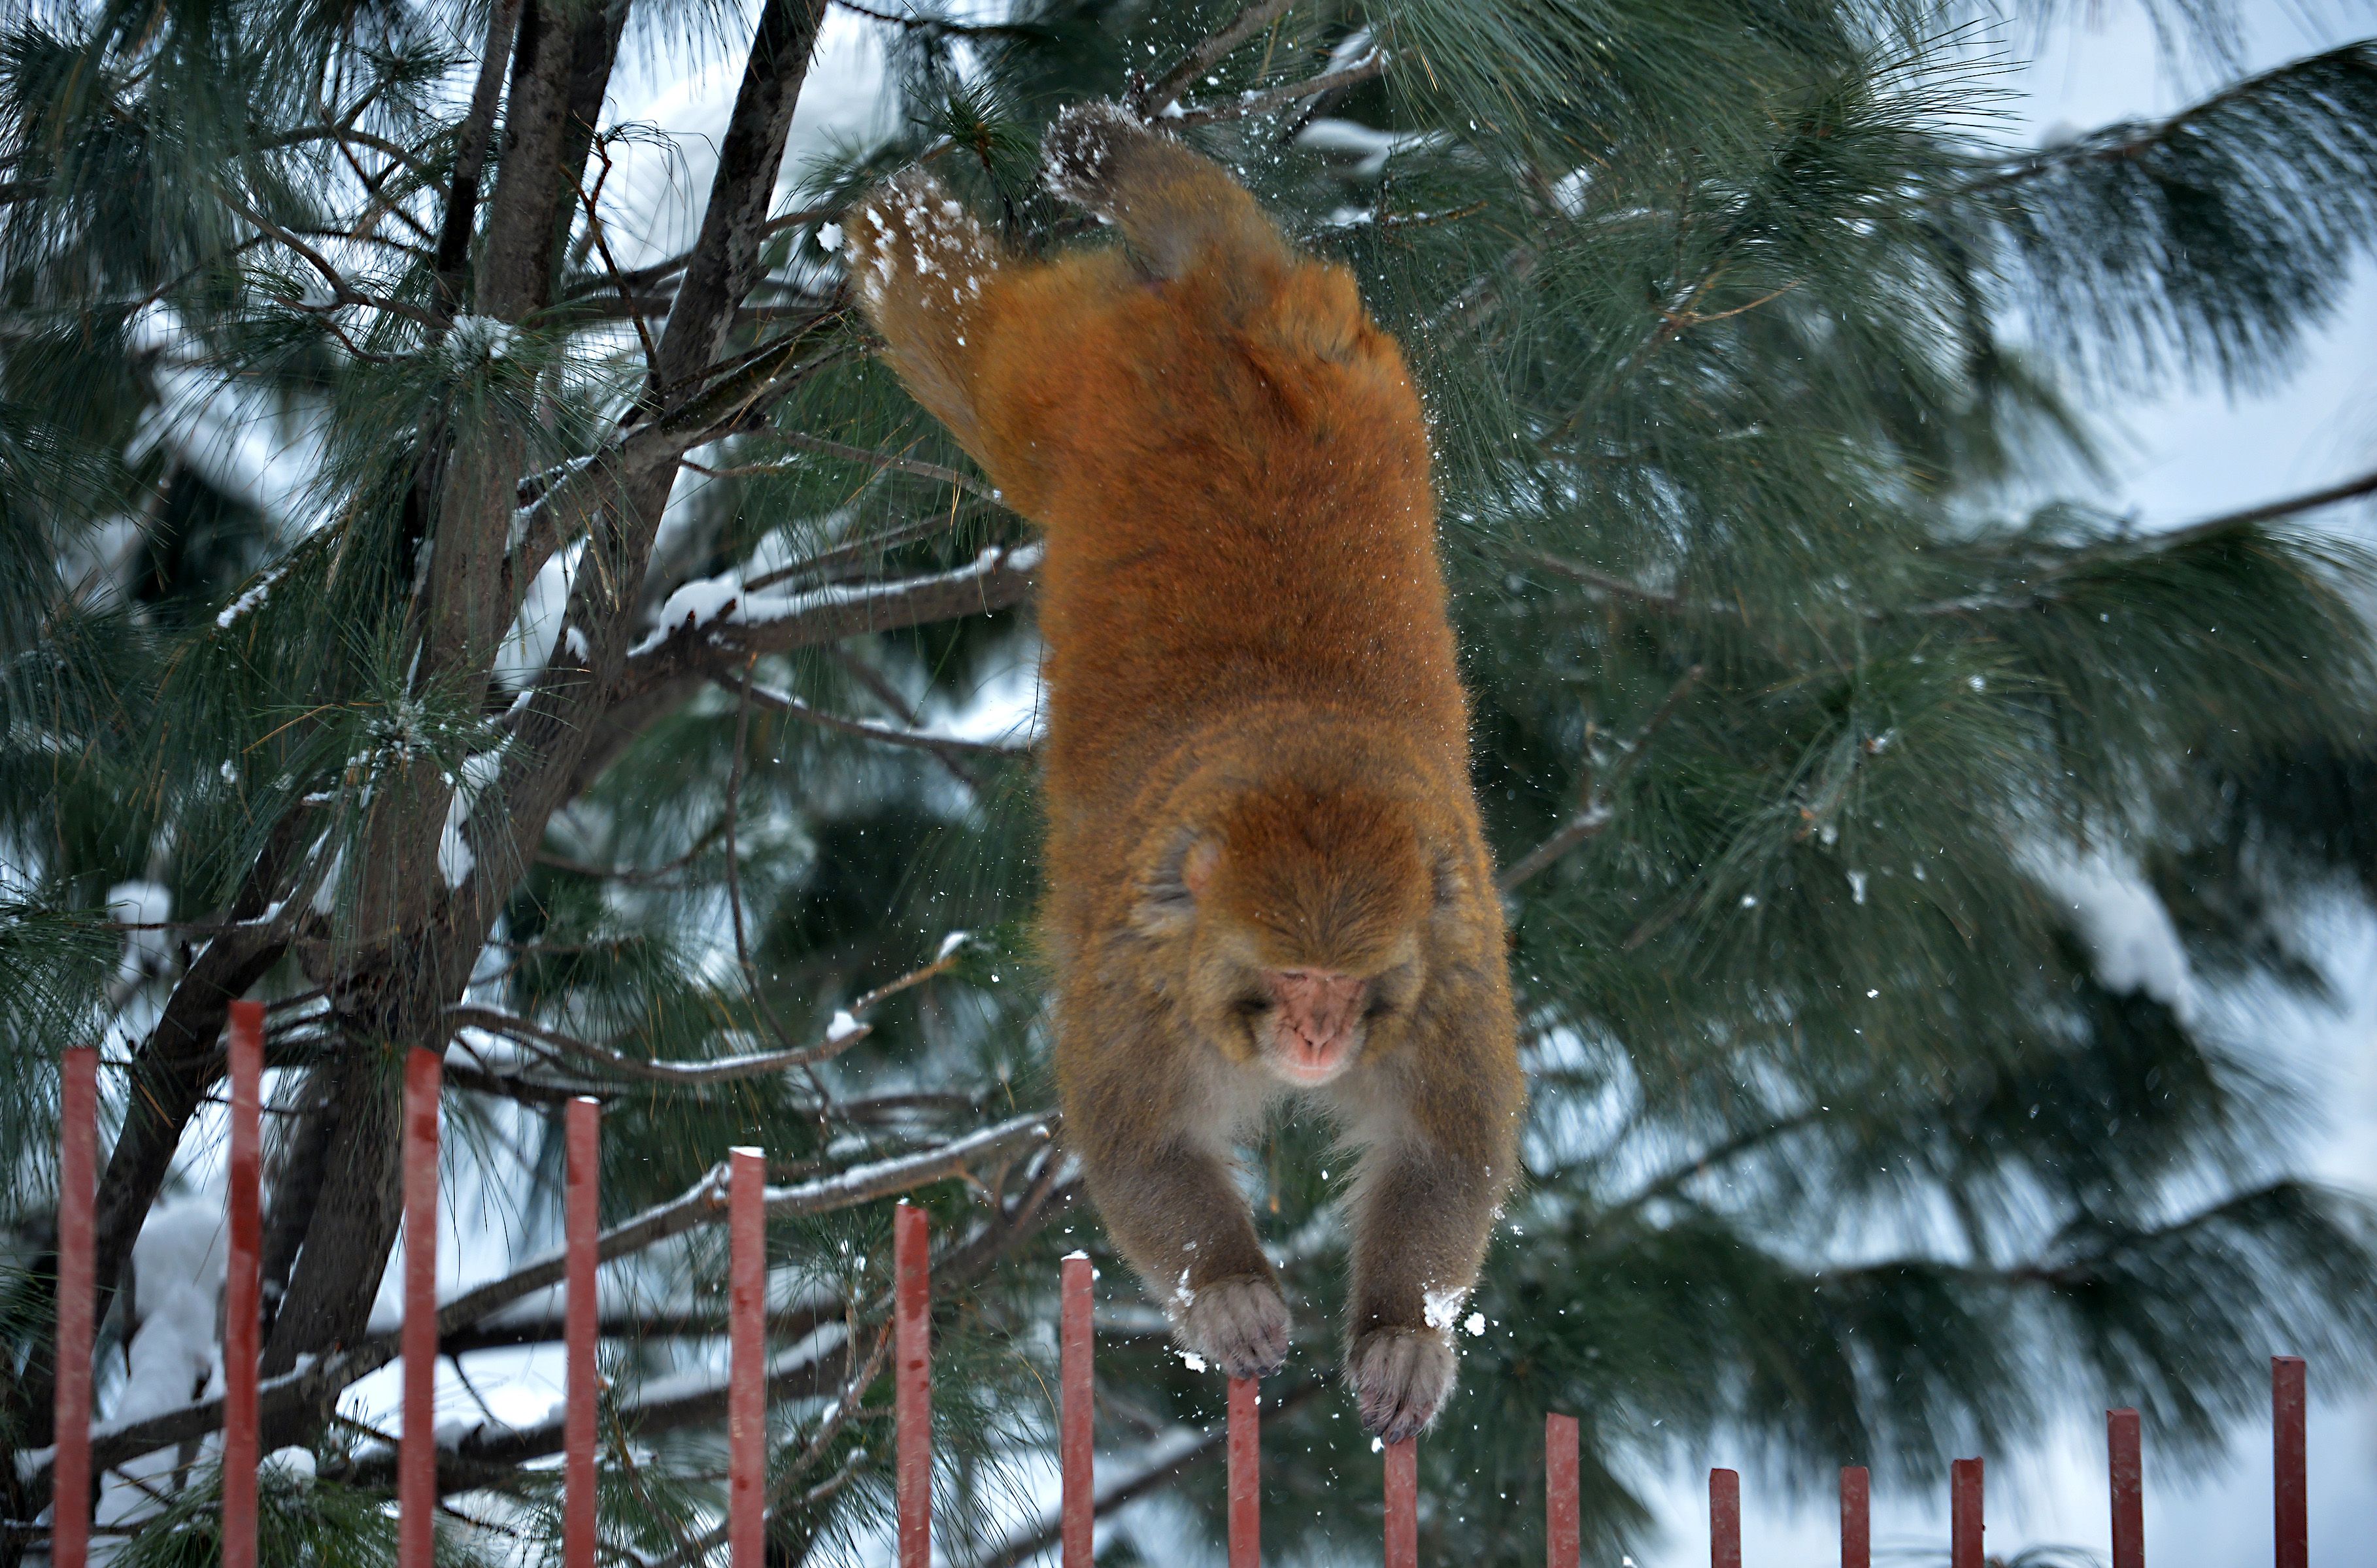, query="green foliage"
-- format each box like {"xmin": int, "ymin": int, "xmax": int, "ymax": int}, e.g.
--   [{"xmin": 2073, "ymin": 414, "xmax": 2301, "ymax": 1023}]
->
[{"xmin": 3, "ymin": 0, "xmax": 2376, "ymax": 1560}]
